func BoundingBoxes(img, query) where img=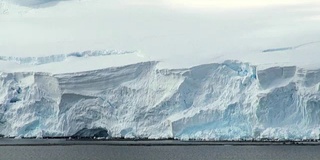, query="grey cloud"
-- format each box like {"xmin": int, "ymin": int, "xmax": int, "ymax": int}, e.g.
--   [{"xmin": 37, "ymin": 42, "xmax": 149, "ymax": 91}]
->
[{"xmin": 8, "ymin": 0, "xmax": 68, "ymax": 8}]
